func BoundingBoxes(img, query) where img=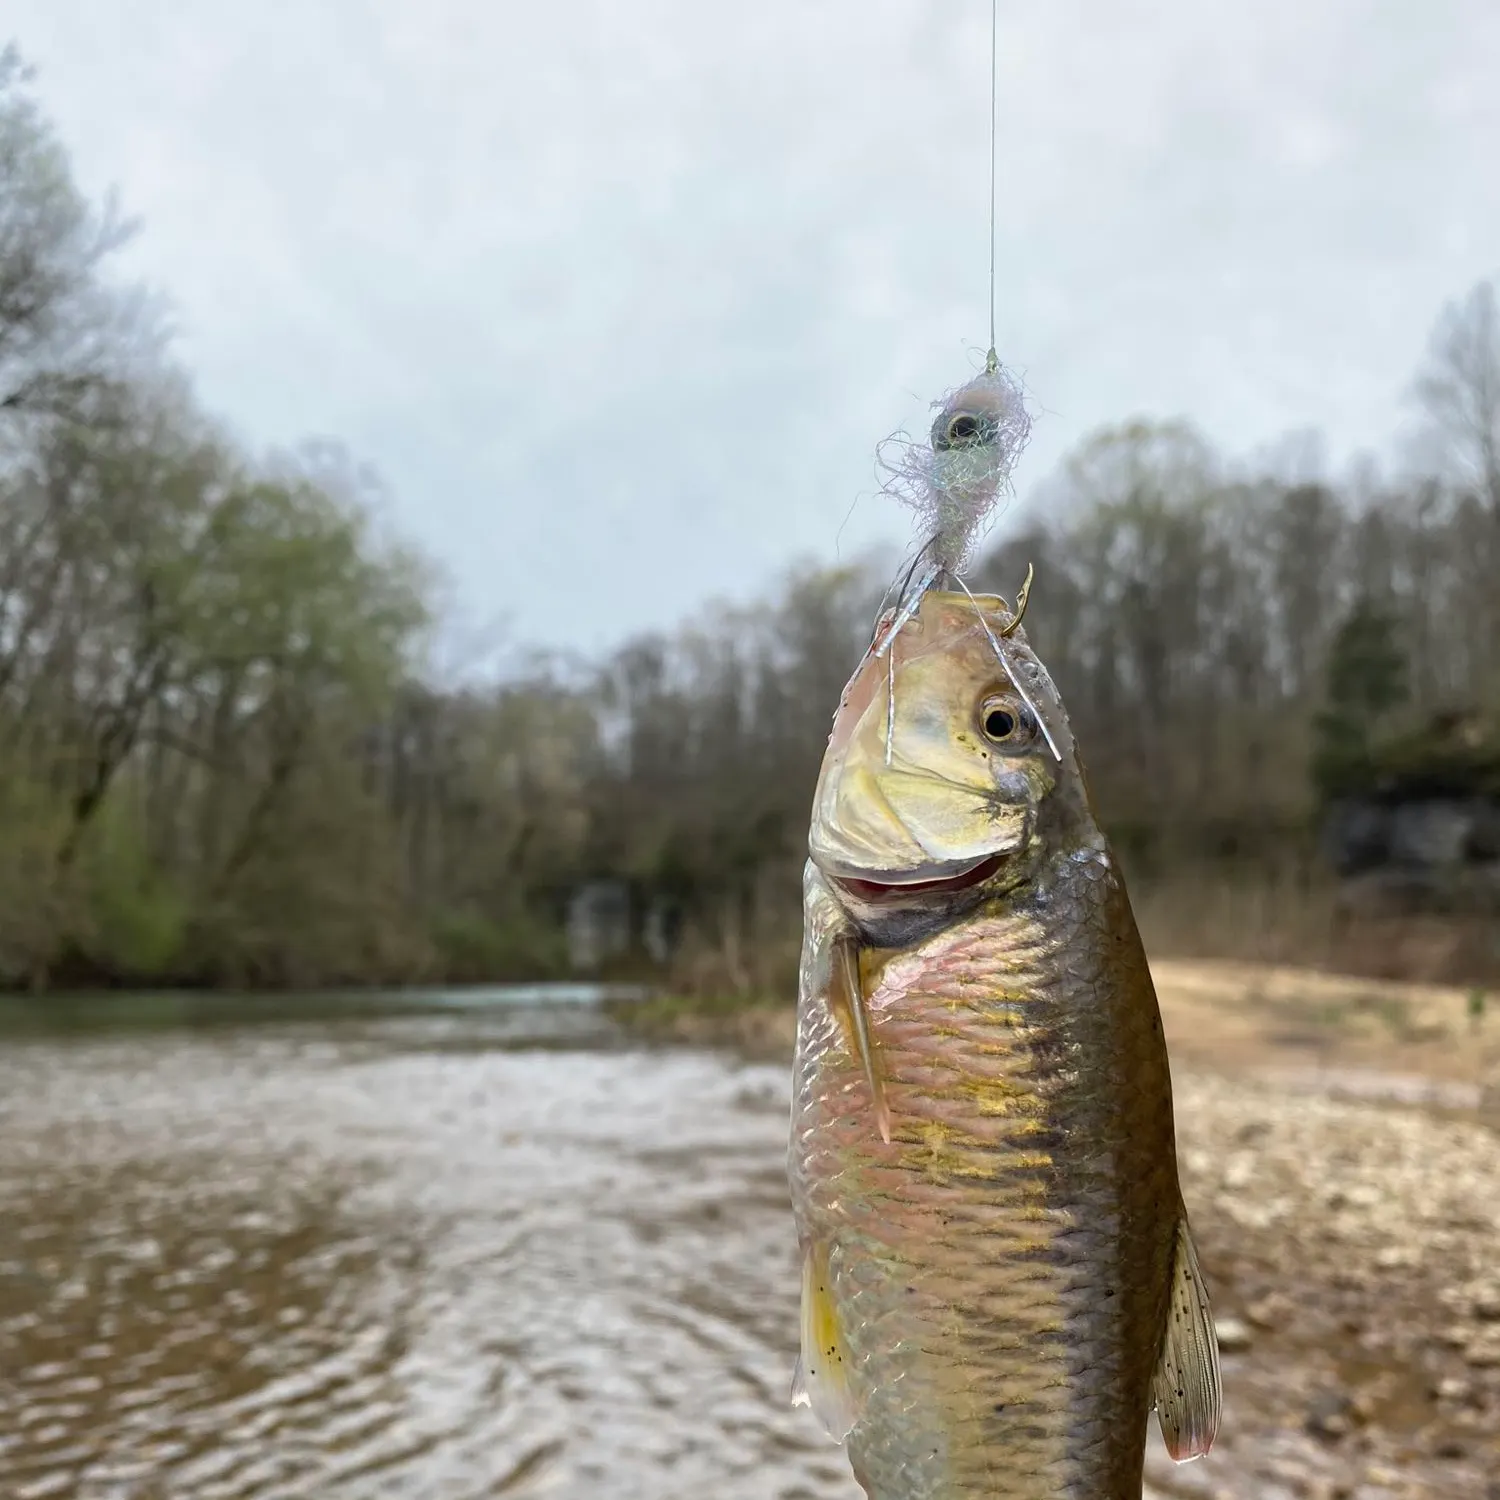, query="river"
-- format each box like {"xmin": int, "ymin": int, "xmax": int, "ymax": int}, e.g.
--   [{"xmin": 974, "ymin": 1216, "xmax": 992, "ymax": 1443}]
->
[
  {"xmin": 9, "ymin": 988, "xmax": 1495, "ymax": 1499},
  {"xmin": 0, "ymin": 993, "xmax": 860, "ymax": 1499}
]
